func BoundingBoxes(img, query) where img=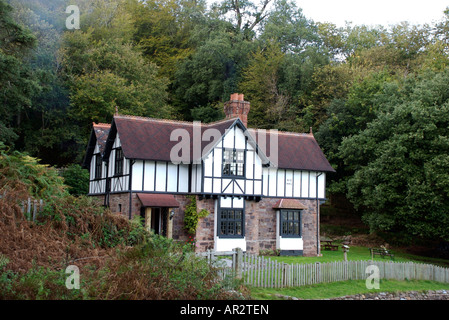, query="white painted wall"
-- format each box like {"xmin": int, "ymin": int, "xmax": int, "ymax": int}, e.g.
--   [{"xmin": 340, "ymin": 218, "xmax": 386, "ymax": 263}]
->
[
  {"xmin": 88, "ymin": 125, "xmax": 328, "ymax": 200},
  {"xmin": 279, "ymin": 237, "xmax": 303, "ymax": 250}
]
